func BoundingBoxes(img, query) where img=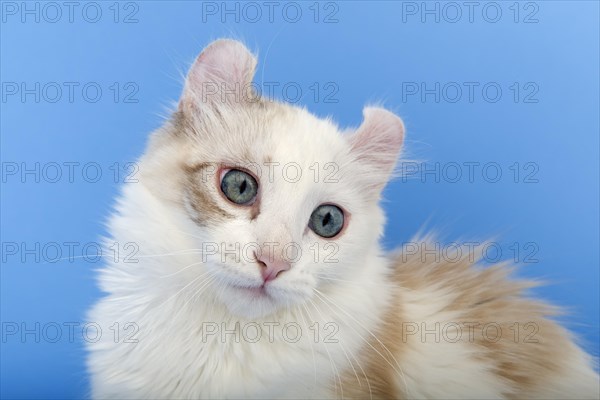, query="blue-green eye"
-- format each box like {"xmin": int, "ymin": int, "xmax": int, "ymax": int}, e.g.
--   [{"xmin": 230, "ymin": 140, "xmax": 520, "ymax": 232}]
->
[
  {"xmin": 309, "ymin": 204, "xmax": 344, "ymax": 238},
  {"xmin": 220, "ymin": 169, "xmax": 258, "ymax": 205}
]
